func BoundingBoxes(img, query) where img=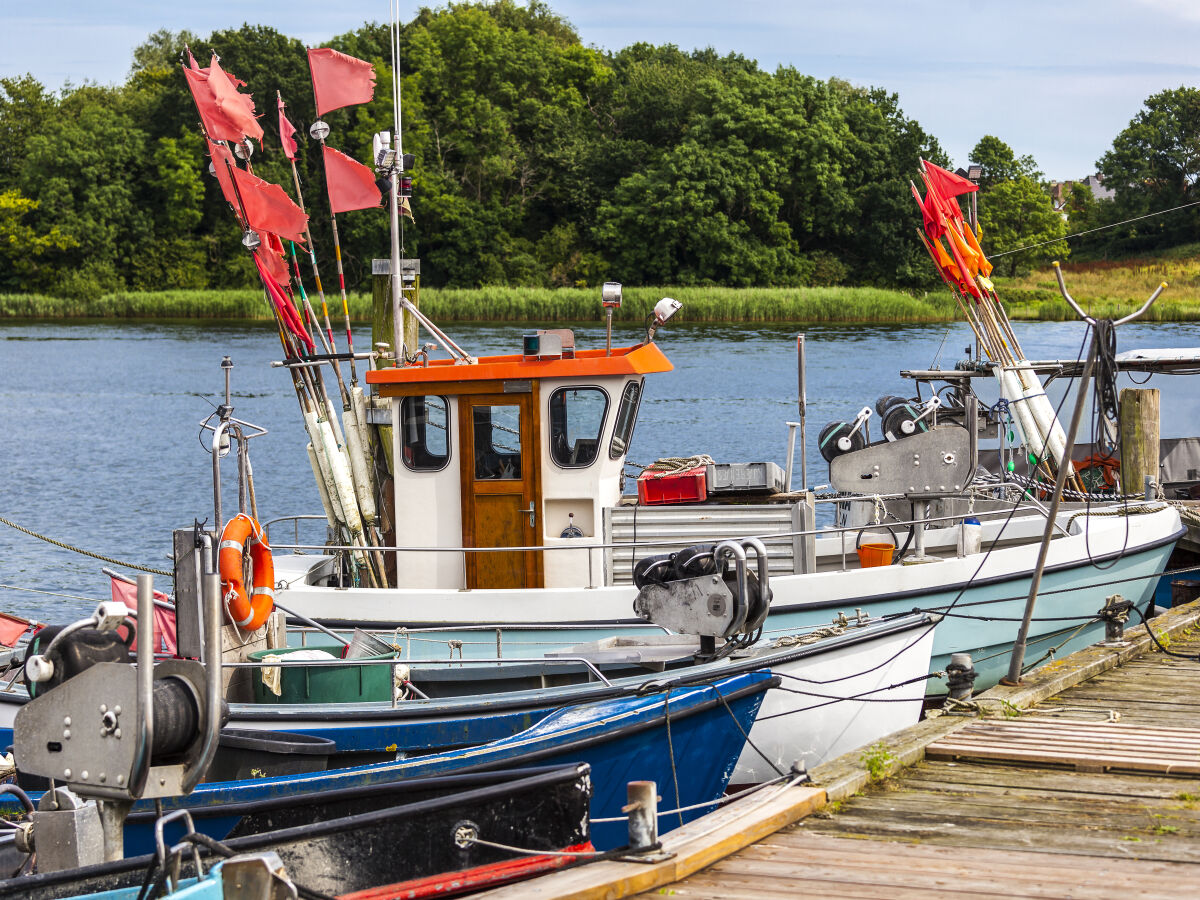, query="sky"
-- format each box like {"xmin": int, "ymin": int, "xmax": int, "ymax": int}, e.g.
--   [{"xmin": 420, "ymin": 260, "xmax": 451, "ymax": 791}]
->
[{"xmin": 4, "ymin": 0, "xmax": 1200, "ymax": 181}]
